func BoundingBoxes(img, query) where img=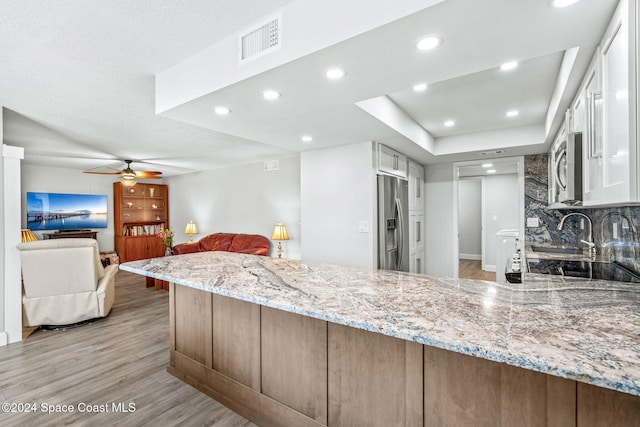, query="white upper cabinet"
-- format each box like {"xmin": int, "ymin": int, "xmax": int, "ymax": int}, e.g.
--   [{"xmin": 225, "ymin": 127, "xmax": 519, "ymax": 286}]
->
[
  {"xmin": 378, "ymin": 144, "xmax": 408, "ymax": 179},
  {"xmin": 581, "ymin": 55, "xmax": 604, "ymax": 204},
  {"xmin": 600, "ymin": 0, "xmax": 632, "ymax": 204},
  {"xmin": 581, "ymin": 0, "xmax": 638, "ymax": 206}
]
